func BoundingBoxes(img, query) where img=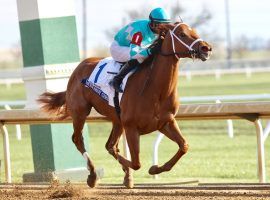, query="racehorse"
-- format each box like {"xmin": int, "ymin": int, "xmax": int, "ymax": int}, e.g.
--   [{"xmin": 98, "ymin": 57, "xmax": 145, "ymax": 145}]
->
[{"xmin": 38, "ymin": 22, "xmax": 212, "ymax": 188}]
